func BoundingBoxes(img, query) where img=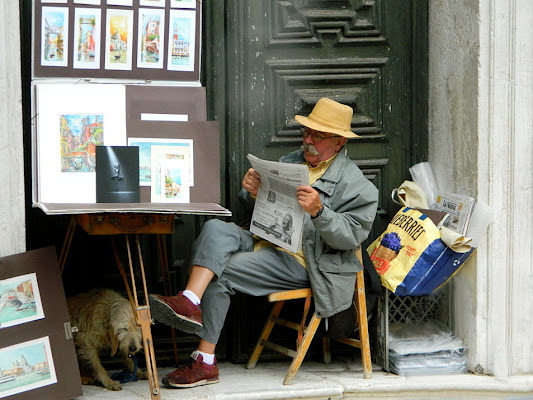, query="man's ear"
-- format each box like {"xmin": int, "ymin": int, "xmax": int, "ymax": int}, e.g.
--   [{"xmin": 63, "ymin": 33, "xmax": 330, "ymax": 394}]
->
[{"xmin": 336, "ymin": 137, "xmax": 347, "ymax": 151}]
